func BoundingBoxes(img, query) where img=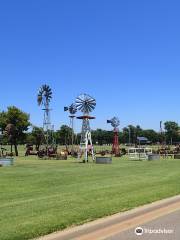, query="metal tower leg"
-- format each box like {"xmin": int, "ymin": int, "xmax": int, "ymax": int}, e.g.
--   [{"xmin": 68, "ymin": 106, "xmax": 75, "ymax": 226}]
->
[
  {"xmin": 79, "ymin": 118, "xmax": 95, "ymax": 162},
  {"xmin": 112, "ymin": 129, "xmax": 120, "ymax": 156}
]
